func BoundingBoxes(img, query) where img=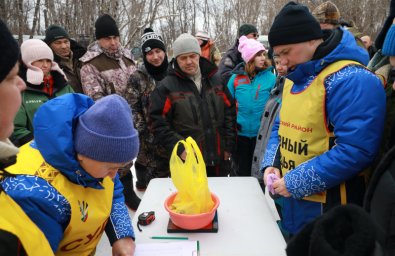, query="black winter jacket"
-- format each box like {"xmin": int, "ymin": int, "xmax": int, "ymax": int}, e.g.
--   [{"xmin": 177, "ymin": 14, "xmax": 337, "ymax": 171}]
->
[{"xmin": 150, "ymin": 57, "xmax": 236, "ymax": 166}]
